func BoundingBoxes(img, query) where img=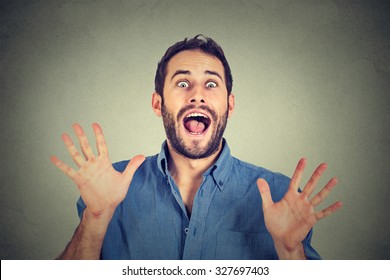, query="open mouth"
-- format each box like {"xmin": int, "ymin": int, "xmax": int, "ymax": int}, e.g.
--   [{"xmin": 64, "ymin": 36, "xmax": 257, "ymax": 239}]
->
[{"xmin": 183, "ymin": 112, "xmax": 211, "ymax": 135}]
